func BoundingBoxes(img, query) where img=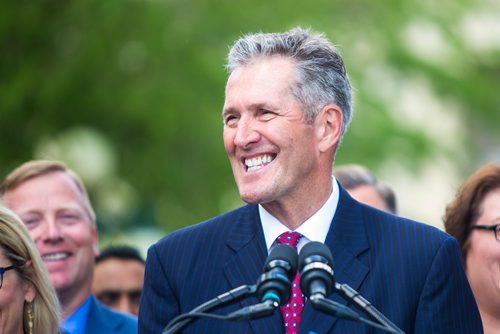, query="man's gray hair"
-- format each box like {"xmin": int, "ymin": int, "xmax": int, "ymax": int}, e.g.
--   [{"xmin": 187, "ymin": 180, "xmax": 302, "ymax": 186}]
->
[{"xmin": 226, "ymin": 27, "xmax": 353, "ymax": 139}]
